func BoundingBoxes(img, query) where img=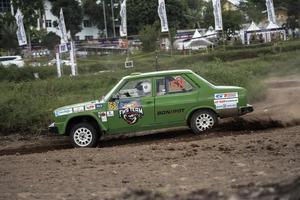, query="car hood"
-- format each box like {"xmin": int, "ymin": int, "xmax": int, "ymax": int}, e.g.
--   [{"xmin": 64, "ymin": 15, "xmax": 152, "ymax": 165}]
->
[{"xmin": 54, "ymin": 100, "xmax": 105, "ymax": 117}]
